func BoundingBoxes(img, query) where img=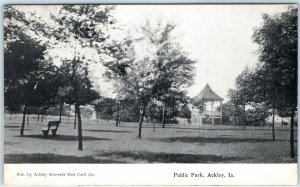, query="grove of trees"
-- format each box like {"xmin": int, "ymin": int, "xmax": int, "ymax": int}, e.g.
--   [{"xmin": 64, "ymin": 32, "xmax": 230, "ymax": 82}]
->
[
  {"xmin": 4, "ymin": 5, "xmax": 115, "ymax": 150},
  {"xmin": 4, "ymin": 5, "xmax": 196, "ymax": 148},
  {"xmin": 4, "ymin": 5, "xmax": 297, "ymax": 159},
  {"xmin": 225, "ymin": 7, "xmax": 297, "ymax": 158},
  {"xmin": 103, "ymin": 20, "xmax": 195, "ymax": 138}
]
